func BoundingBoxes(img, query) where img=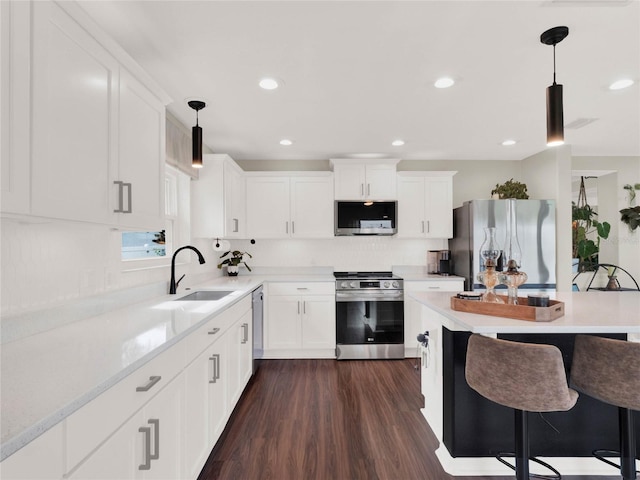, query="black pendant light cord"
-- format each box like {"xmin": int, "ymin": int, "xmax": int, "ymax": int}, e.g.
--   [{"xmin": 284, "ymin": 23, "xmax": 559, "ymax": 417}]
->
[{"xmin": 552, "ymin": 45, "xmax": 557, "ymax": 85}]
